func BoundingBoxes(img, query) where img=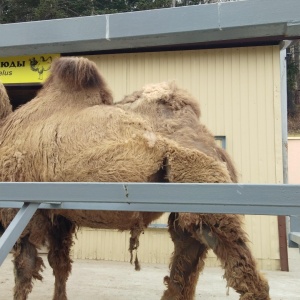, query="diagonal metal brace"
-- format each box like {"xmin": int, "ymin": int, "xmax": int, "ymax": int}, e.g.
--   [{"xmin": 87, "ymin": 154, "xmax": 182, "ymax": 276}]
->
[
  {"xmin": 0, "ymin": 202, "xmax": 40, "ymax": 266},
  {"xmin": 289, "ymin": 232, "xmax": 300, "ymax": 252}
]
